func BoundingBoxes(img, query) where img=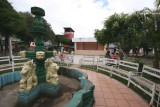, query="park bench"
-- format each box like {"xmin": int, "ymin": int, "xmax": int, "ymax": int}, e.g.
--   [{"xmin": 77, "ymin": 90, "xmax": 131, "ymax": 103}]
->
[
  {"xmin": 96, "ymin": 58, "xmax": 160, "ymax": 106},
  {"xmin": 111, "ymin": 60, "xmax": 139, "ymax": 83},
  {"xmin": 97, "ymin": 58, "xmax": 118, "ymax": 74},
  {"xmin": 154, "ymin": 84, "xmax": 160, "ymax": 107},
  {"xmin": 129, "ymin": 65, "xmax": 160, "ymax": 105},
  {"xmin": 97, "ymin": 59, "xmax": 139, "ymax": 86}
]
